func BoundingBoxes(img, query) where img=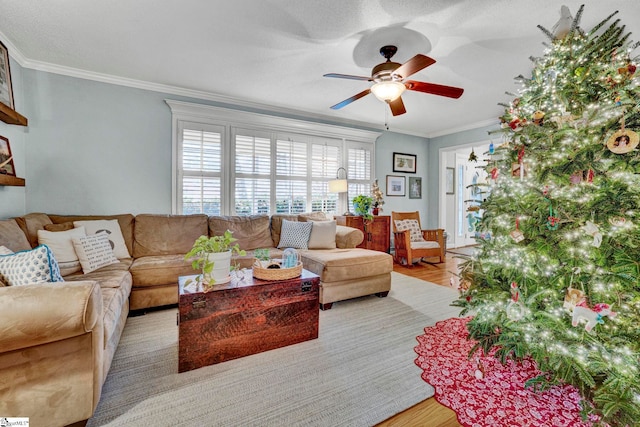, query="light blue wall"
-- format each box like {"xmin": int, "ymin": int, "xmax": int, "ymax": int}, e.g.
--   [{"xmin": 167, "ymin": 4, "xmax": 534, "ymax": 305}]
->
[
  {"xmin": 375, "ymin": 131, "xmax": 429, "ymax": 222},
  {"xmin": 425, "ymin": 124, "xmax": 498, "ymax": 228},
  {"xmin": 0, "ymin": 57, "xmax": 28, "ymax": 219},
  {"xmin": 20, "ymin": 69, "xmax": 382, "ymax": 216}
]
